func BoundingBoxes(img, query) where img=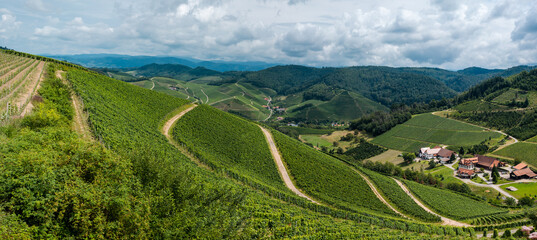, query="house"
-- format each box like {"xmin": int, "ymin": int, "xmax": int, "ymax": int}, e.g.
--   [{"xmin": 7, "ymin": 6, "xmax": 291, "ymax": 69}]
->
[
  {"xmin": 457, "ymin": 168, "xmax": 476, "ymax": 178},
  {"xmin": 511, "ymin": 168, "xmax": 537, "ymax": 179},
  {"xmin": 419, "ymin": 146, "xmax": 442, "ymax": 160},
  {"xmin": 458, "ymin": 157, "xmax": 477, "ymax": 178},
  {"xmin": 513, "ymin": 162, "xmax": 528, "ymax": 170},
  {"xmin": 475, "ymin": 155, "xmax": 501, "ymax": 170},
  {"xmin": 437, "ymin": 148, "xmax": 455, "ymax": 163}
]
